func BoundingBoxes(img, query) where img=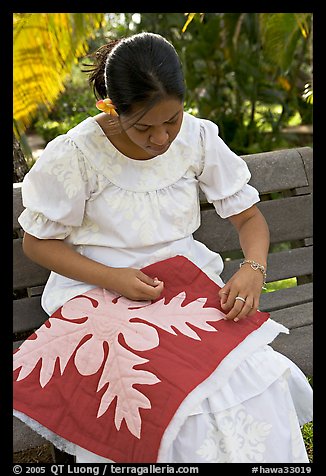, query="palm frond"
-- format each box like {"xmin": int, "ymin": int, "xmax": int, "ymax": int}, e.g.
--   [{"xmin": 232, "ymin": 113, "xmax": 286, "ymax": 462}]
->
[
  {"xmin": 13, "ymin": 13, "xmax": 106, "ymax": 136},
  {"xmin": 259, "ymin": 13, "xmax": 311, "ymax": 72}
]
